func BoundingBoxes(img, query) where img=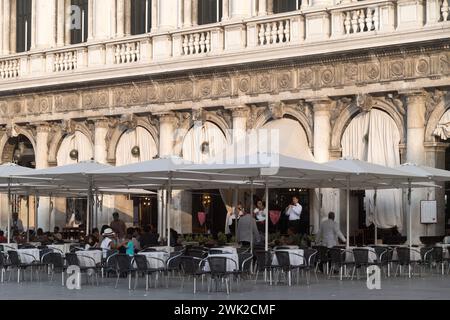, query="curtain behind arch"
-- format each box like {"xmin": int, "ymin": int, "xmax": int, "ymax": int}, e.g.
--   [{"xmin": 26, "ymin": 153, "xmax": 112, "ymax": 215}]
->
[
  {"xmin": 341, "ymin": 109, "xmax": 403, "ymax": 231},
  {"xmin": 57, "ymin": 131, "xmax": 93, "ymax": 165},
  {"xmin": 116, "ymin": 126, "xmax": 158, "ymax": 165}
]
